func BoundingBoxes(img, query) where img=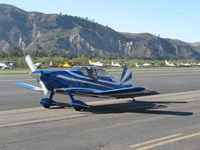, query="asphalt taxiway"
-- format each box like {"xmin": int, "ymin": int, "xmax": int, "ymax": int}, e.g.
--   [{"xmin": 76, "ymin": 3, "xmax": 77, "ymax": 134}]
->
[
  {"xmin": 1, "ymin": 70, "xmax": 200, "ymax": 110},
  {"xmin": 0, "ymin": 90, "xmax": 200, "ymax": 150},
  {"xmin": 0, "ymin": 70, "xmax": 200, "ymax": 150}
]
